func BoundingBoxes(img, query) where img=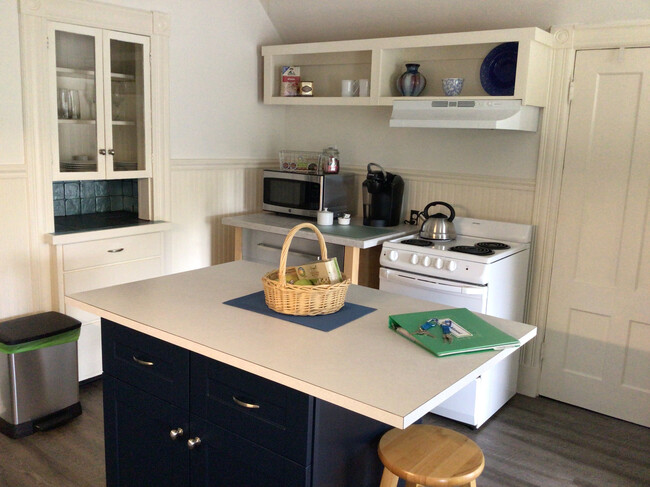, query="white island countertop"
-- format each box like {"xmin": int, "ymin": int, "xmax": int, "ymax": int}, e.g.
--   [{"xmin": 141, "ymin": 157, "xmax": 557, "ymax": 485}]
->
[{"xmin": 67, "ymin": 260, "xmax": 536, "ymax": 429}]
